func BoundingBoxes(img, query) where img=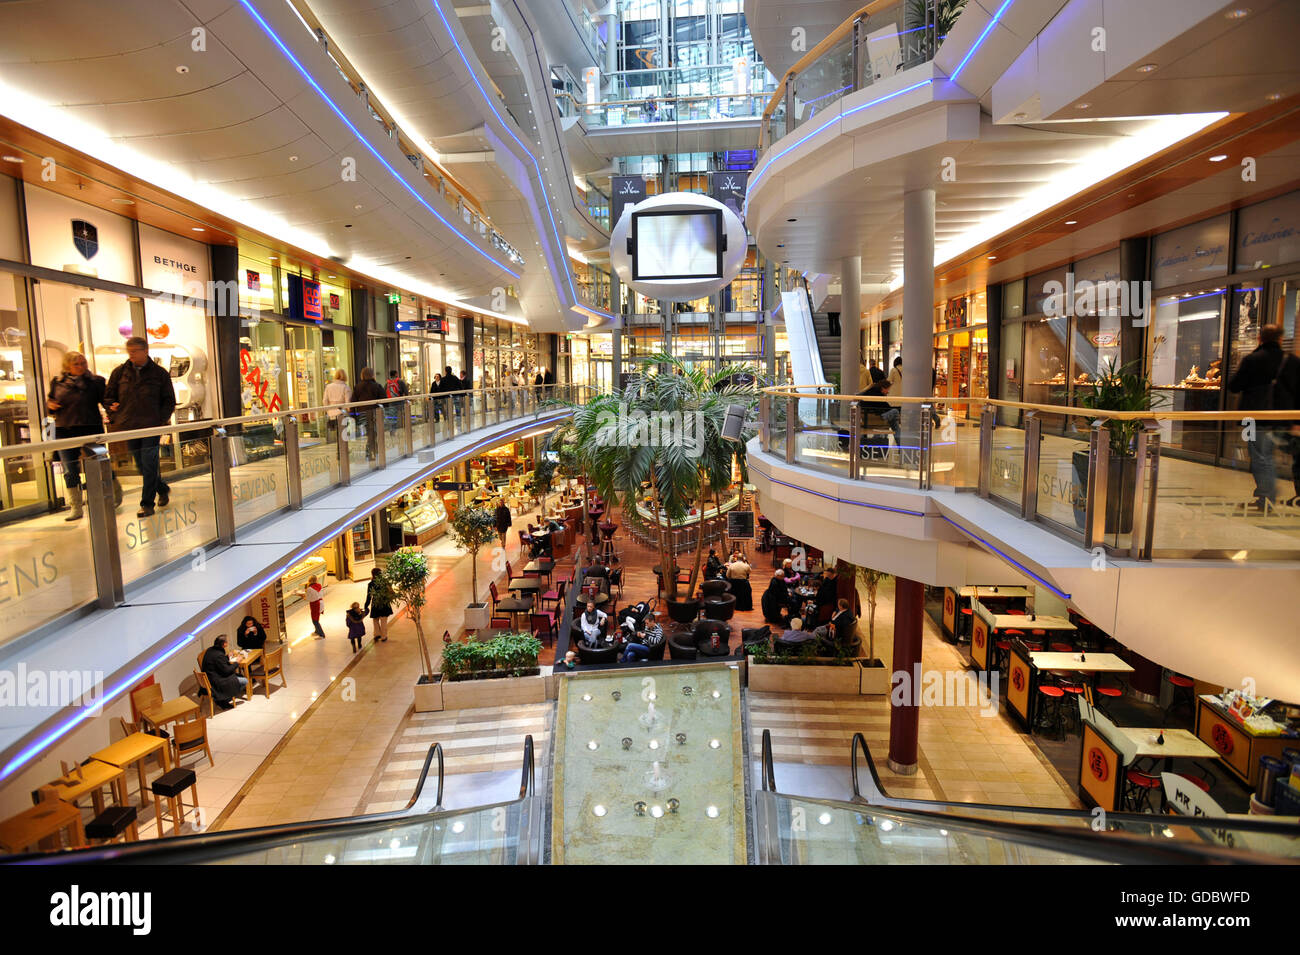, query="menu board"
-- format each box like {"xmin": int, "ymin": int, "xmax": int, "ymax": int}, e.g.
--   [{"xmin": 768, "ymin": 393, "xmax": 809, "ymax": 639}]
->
[{"xmin": 726, "ymin": 509, "xmax": 755, "ymax": 540}]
